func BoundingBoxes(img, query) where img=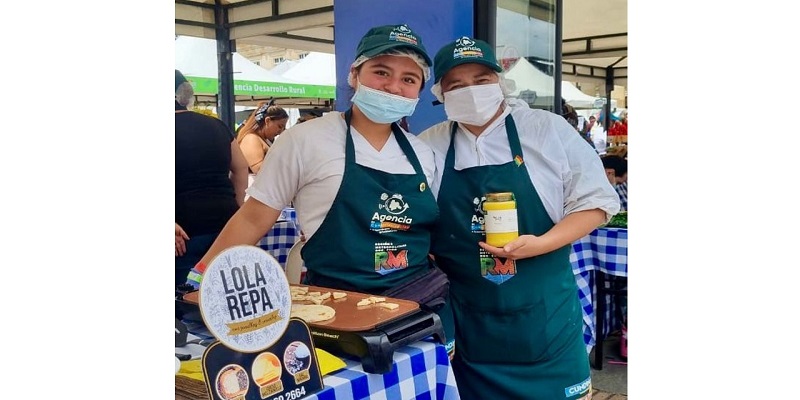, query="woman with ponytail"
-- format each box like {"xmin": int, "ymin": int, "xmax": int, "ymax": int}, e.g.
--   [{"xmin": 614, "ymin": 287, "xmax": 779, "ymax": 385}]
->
[{"xmin": 236, "ymin": 99, "xmax": 289, "ymax": 175}]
